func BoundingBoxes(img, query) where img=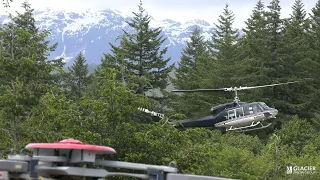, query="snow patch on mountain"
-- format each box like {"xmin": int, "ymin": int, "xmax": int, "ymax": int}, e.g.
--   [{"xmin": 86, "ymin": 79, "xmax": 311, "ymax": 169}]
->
[{"xmin": 0, "ymin": 8, "xmax": 217, "ymax": 65}]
